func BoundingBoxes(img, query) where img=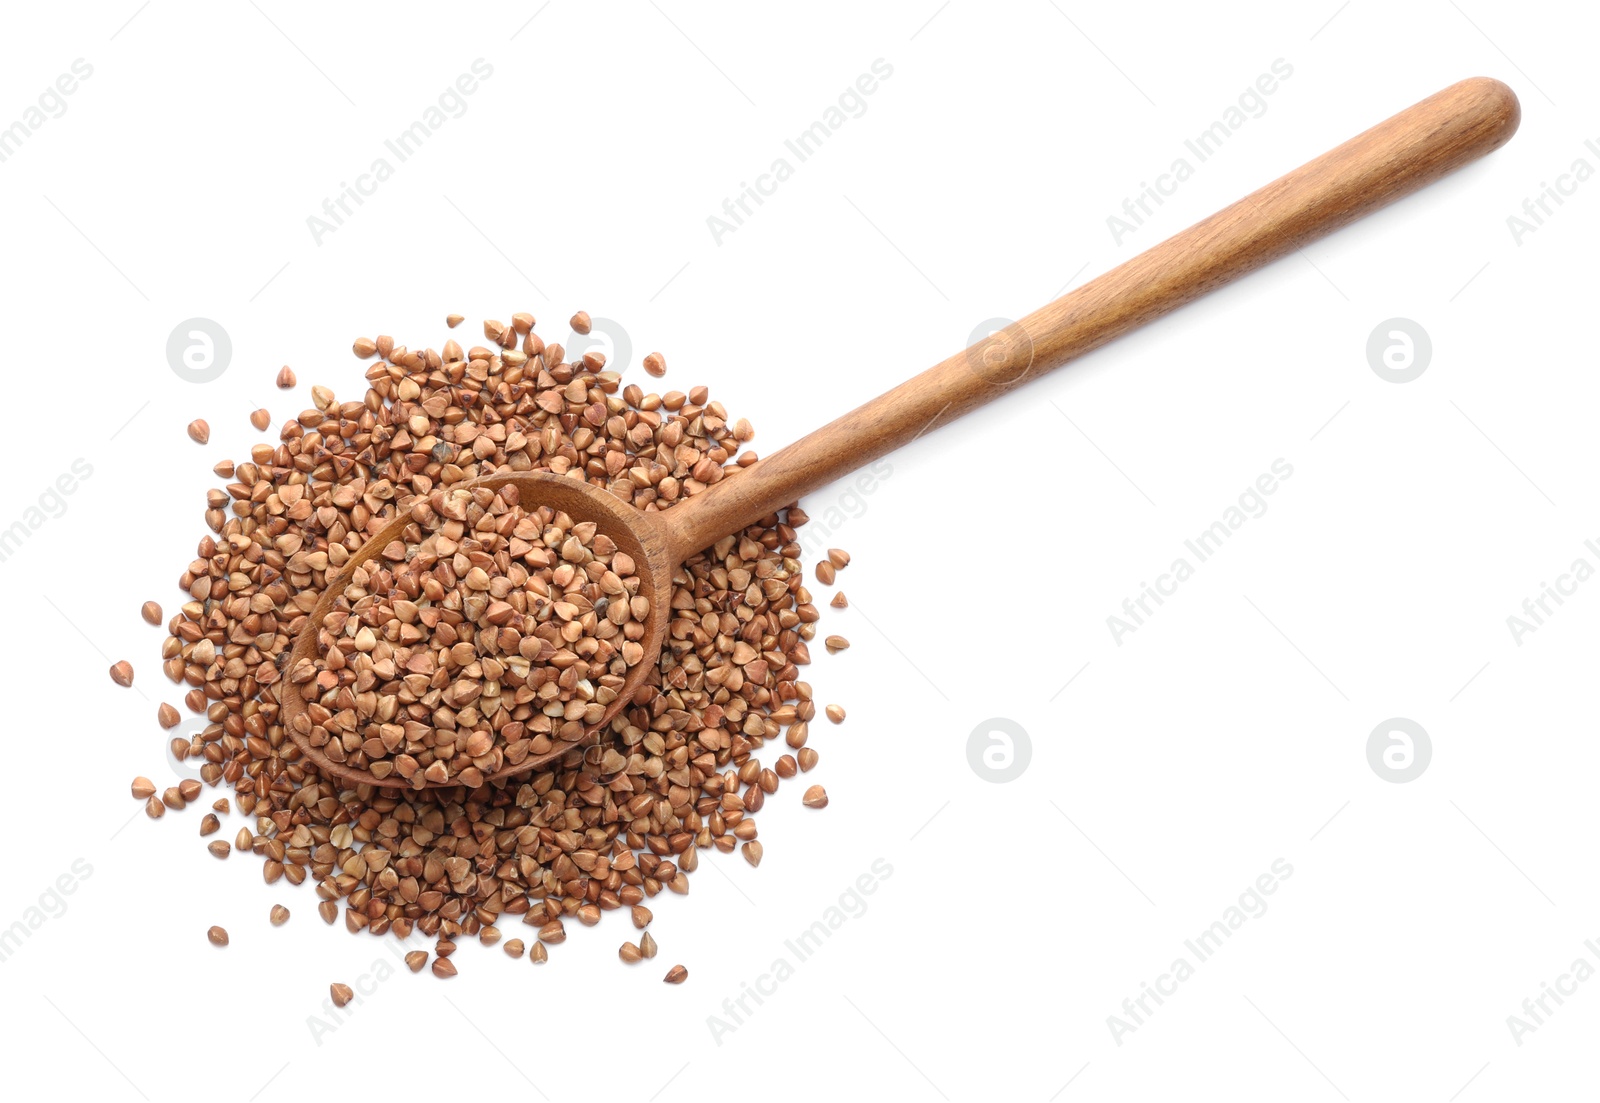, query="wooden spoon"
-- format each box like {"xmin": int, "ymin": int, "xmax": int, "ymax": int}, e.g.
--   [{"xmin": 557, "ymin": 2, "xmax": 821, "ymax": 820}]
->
[{"xmin": 282, "ymin": 77, "xmax": 1519, "ymax": 789}]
